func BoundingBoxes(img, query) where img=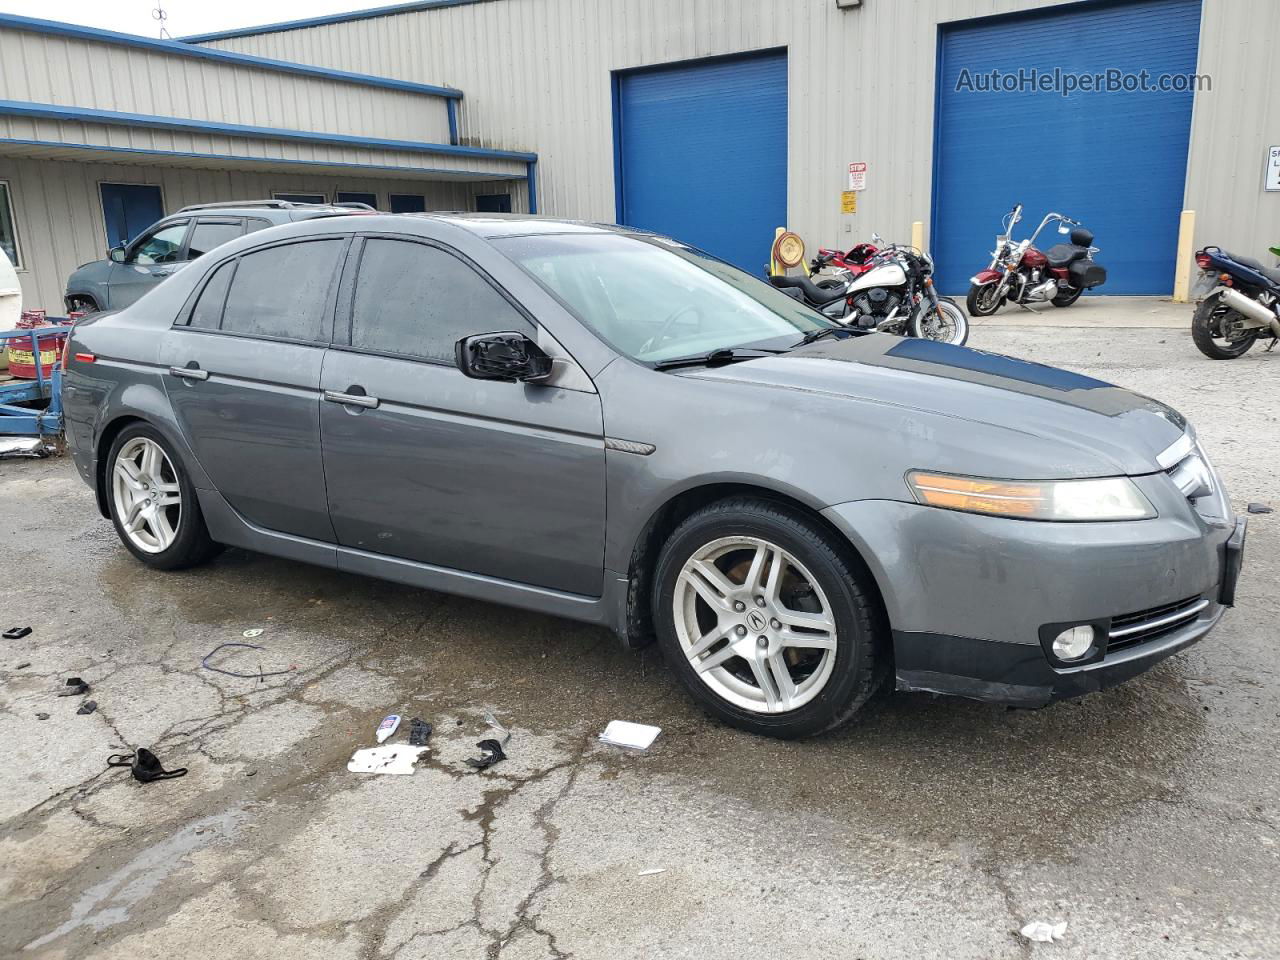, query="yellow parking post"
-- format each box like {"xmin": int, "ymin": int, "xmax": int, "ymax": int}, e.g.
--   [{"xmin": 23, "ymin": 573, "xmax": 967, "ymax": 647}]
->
[
  {"xmin": 1173, "ymin": 209, "xmax": 1195, "ymax": 303},
  {"xmin": 771, "ymin": 226, "xmax": 785, "ymax": 276},
  {"xmin": 911, "ymin": 220, "xmax": 924, "ymax": 253}
]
